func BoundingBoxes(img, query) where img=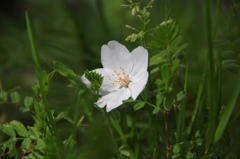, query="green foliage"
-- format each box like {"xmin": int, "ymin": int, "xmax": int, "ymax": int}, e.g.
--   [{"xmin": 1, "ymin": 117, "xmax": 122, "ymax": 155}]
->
[
  {"xmin": 1, "ymin": 0, "xmax": 240, "ymax": 158},
  {"xmin": 84, "ymin": 70, "xmax": 104, "ymax": 94}
]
